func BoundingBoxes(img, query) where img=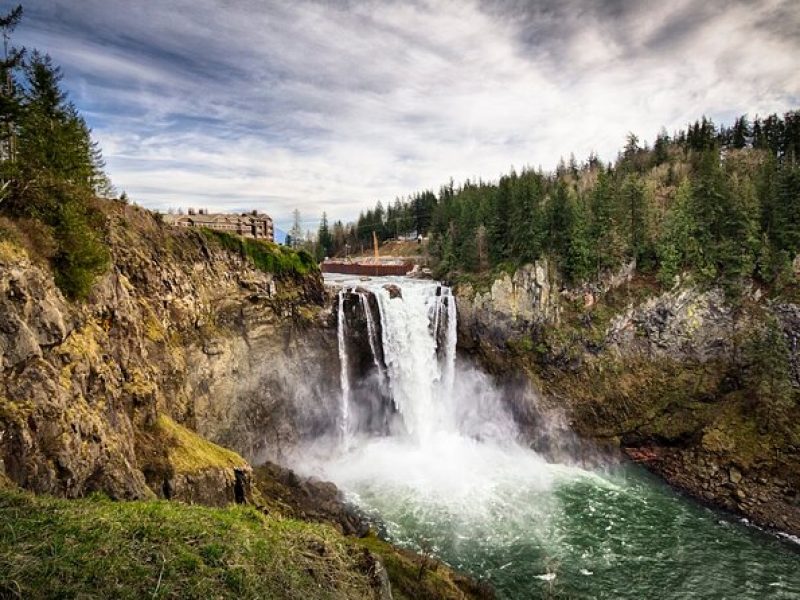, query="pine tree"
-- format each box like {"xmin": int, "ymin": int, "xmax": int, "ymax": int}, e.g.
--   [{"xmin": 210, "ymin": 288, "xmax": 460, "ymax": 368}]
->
[
  {"xmin": 589, "ymin": 168, "xmax": 623, "ymax": 272},
  {"xmin": 657, "ymin": 179, "xmax": 696, "ymax": 286},
  {"xmin": 564, "ymin": 193, "xmax": 592, "ymax": 283},
  {"xmin": 316, "ymin": 212, "xmax": 333, "ymax": 261},
  {"xmin": 653, "ymin": 128, "xmax": 670, "ymax": 165},
  {"xmin": 620, "ymin": 174, "xmax": 651, "ymax": 266},
  {"xmin": 489, "ymin": 174, "xmax": 513, "ymax": 263},
  {"xmin": 12, "ymin": 52, "xmax": 100, "ymax": 209},
  {"xmin": 731, "ymin": 115, "xmax": 750, "ymax": 149},
  {"xmin": 509, "ymin": 170, "xmax": 544, "ymax": 264}
]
